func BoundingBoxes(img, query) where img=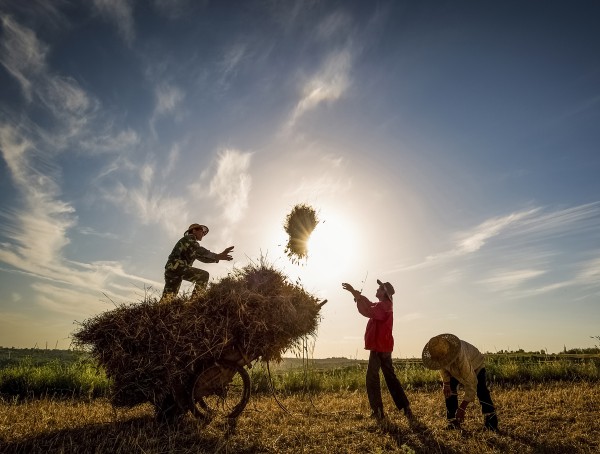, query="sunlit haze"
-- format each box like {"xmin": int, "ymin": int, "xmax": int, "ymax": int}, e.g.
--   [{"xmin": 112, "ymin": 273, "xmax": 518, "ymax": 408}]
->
[{"xmin": 1, "ymin": 1, "xmax": 599, "ymax": 359}]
